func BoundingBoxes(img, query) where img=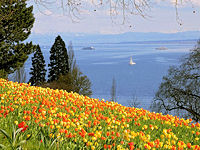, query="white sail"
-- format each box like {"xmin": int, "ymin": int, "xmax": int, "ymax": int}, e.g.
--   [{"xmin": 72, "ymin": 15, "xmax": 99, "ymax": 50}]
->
[{"xmin": 129, "ymin": 56, "xmax": 136, "ymax": 65}]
